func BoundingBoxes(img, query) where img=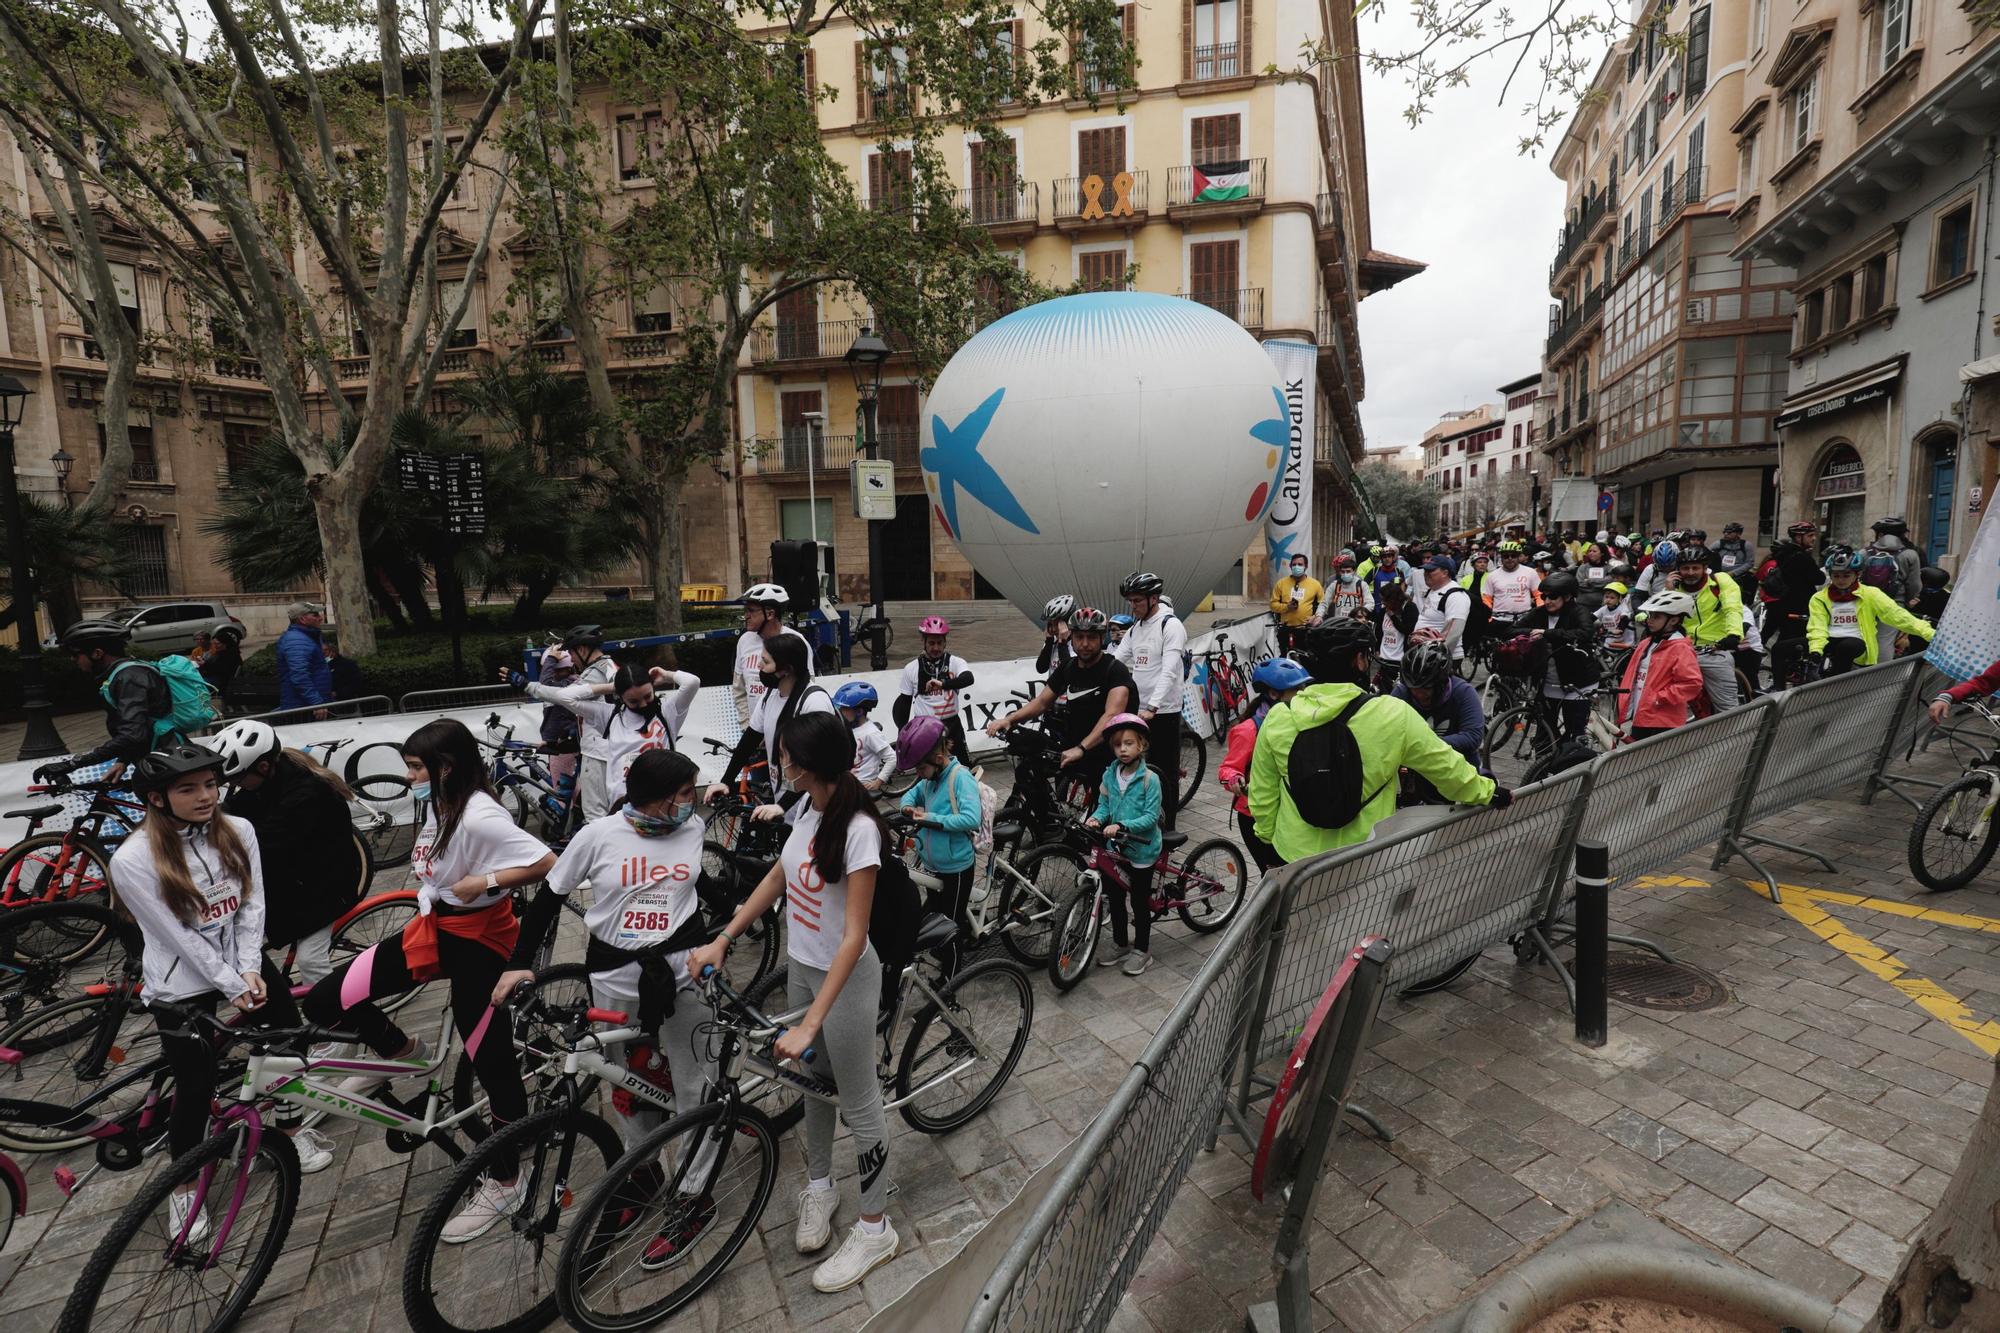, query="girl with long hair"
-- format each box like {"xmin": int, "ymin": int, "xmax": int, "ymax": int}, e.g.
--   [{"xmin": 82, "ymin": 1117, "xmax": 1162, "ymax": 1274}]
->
[
  {"xmin": 686, "ymin": 710, "xmax": 899, "ymax": 1293},
  {"xmin": 708, "ymin": 630, "xmax": 834, "ymax": 810},
  {"xmin": 302, "ymin": 718, "xmax": 555, "ymax": 1244}
]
